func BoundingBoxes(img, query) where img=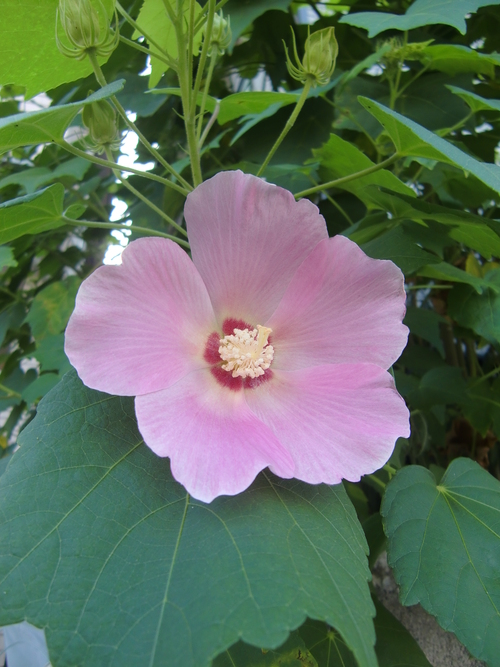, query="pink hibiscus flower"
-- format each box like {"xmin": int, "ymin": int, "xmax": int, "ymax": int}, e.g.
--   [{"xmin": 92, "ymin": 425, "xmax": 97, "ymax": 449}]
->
[{"xmin": 65, "ymin": 171, "xmax": 409, "ymax": 502}]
